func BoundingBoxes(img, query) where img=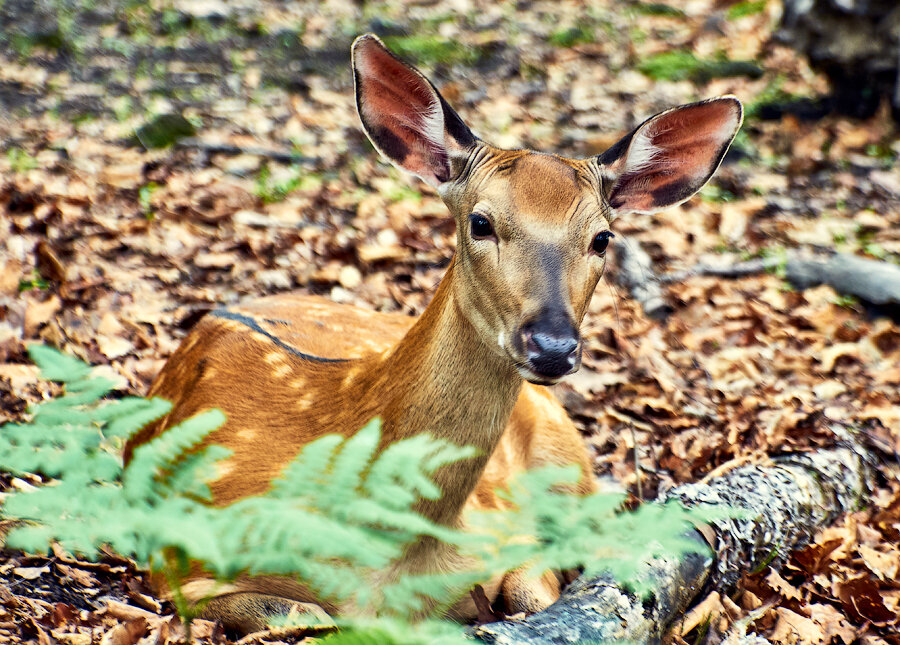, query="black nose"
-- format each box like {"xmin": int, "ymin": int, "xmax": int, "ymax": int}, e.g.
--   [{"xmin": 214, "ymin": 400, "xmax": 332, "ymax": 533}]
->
[{"xmin": 522, "ymin": 316, "xmax": 580, "ymax": 379}]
